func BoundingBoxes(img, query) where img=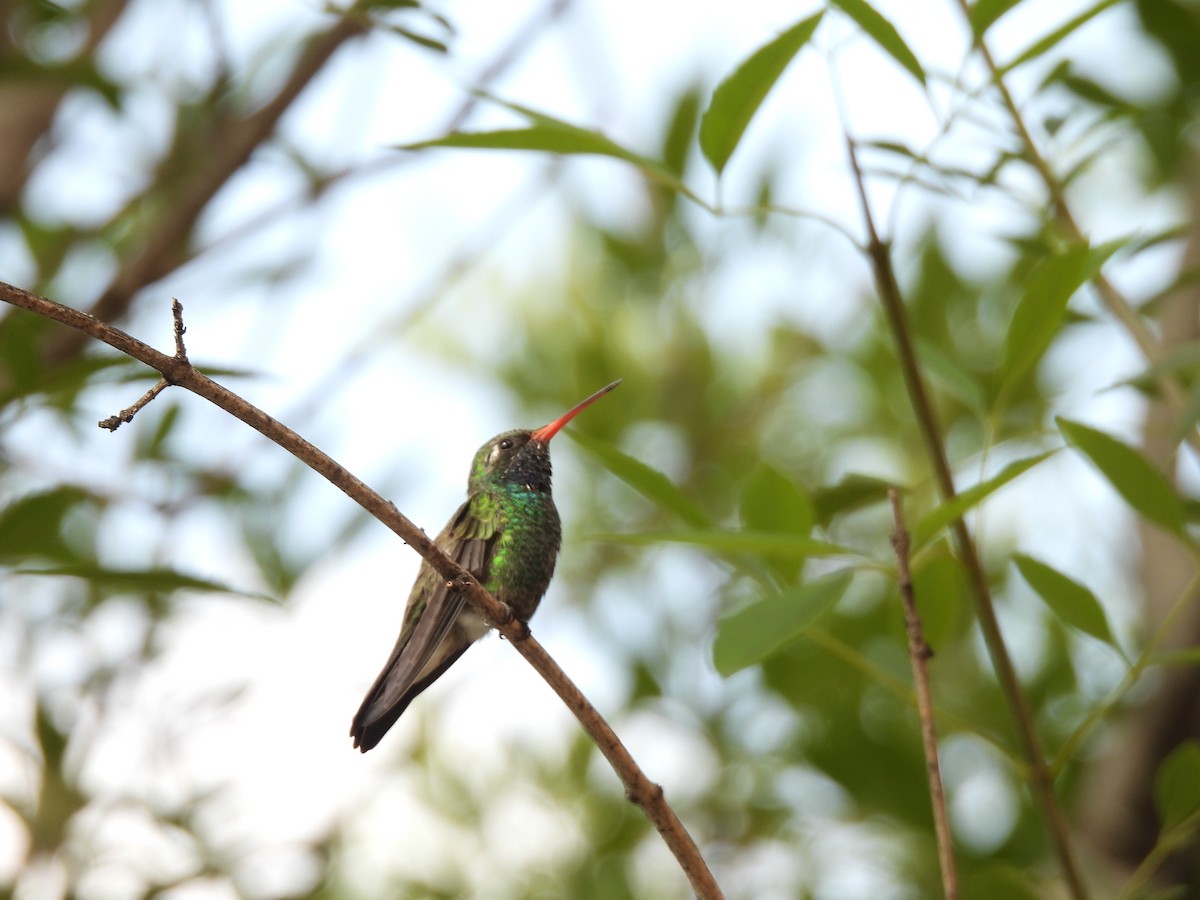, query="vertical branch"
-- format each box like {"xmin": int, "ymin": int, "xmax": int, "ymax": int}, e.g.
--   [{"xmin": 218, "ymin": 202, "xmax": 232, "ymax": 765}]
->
[
  {"xmin": 843, "ymin": 135, "xmax": 1088, "ymax": 899},
  {"xmin": 889, "ymin": 489, "xmax": 958, "ymax": 900}
]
